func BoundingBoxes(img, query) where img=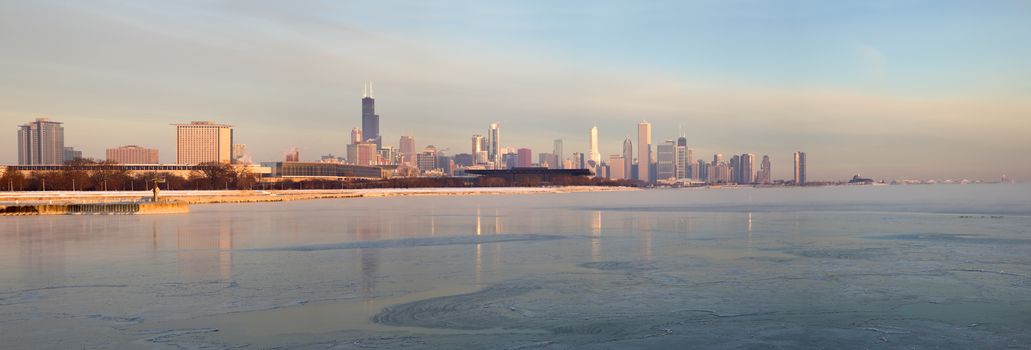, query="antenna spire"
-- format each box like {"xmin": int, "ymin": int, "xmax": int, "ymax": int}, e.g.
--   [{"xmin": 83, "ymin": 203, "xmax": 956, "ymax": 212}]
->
[
  {"xmin": 369, "ymin": 81, "xmax": 374, "ymax": 98},
  {"xmin": 363, "ymin": 81, "xmax": 368, "ymax": 98}
]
